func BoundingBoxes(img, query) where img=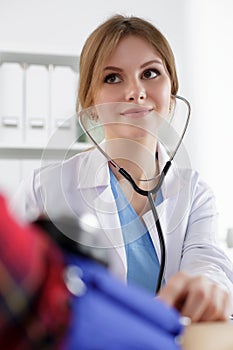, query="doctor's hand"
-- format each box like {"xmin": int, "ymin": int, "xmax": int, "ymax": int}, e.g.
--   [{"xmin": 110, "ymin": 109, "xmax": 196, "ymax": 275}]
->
[{"xmin": 157, "ymin": 272, "xmax": 231, "ymax": 323}]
